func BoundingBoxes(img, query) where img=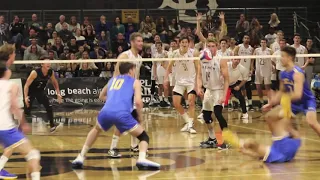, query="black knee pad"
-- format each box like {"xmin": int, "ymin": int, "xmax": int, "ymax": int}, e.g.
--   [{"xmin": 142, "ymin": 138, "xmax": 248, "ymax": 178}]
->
[
  {"xmin": 214, "ymin": 105, "xmax": 224, "ymax": 119},
  {"xmin": 131, "ymin": 109, "xmax": 138, "ymax": 121},
  {"xmin": 137, "ymin": 131, "xmax": 149, "ymax": 144},
  {"xmin": 203, "ymin": 110, "xmax": 213, "ymax": 124}
]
